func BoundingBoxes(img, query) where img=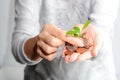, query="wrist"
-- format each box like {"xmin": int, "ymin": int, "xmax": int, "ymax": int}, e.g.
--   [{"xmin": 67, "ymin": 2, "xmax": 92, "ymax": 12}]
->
[{"xmin": 24, "ymin": 35, "xmax": 41, "ymax": 61}]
